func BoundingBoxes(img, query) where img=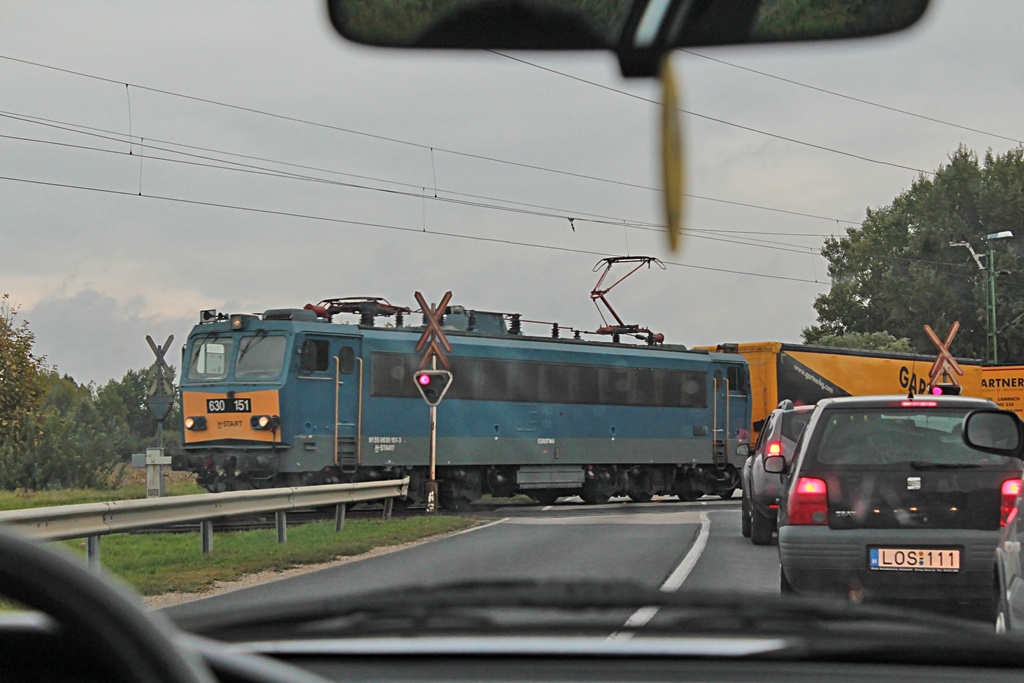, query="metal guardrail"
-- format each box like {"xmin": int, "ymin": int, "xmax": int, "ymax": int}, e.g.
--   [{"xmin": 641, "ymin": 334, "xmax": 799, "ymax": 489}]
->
[{"xmin": 0, "ymin": 478, "xmax": 409, "ymax": 571}]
